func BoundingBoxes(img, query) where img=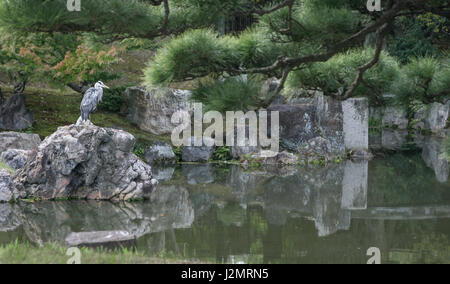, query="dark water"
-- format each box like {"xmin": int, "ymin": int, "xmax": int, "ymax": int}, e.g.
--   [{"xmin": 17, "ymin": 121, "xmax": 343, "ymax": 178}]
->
[{"xmin": 1, "ymin": 136, "xmax": 450, "ymax": 263}]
